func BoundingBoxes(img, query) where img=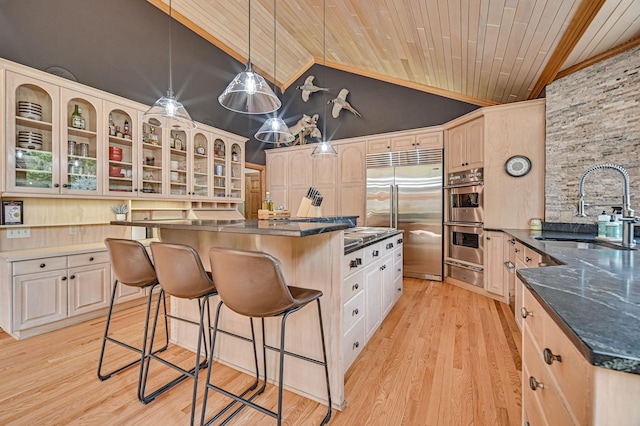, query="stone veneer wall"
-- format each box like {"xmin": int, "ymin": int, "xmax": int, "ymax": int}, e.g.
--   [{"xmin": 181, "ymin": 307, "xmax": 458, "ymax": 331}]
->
[{"xmin": 545, "ymin": 44, "xmax": 640, "ymax": 223}]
